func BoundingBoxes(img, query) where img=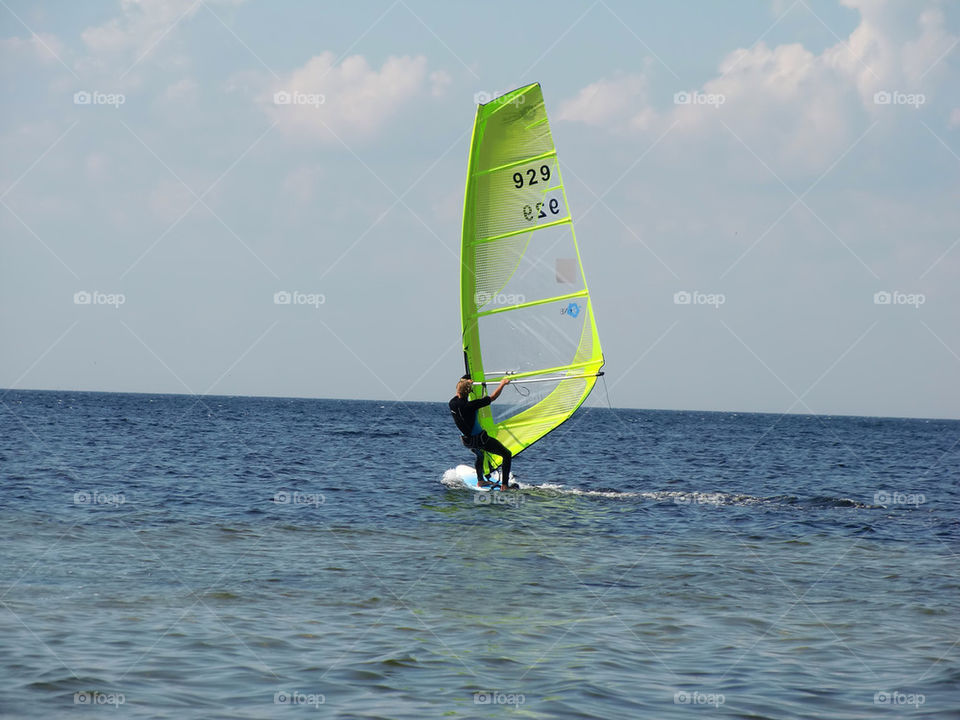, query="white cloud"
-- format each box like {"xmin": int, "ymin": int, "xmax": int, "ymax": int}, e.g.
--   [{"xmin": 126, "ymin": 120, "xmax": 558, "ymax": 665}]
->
[
  {"xmin": 557, "ymin": 73, "xmax": 654, "ymax": 132},
  {"xmin": 77, "ymin": 0, "xmax": 242, "ymax": 80},
  {"xmin": 261, "ymin": 52, "xmax": 431, "ymax": 144},
  {"xmin": 163, "ymin": 76, "xmax": 198, "ymax": 104},
  {"xmin": 950, "ymin": 107, "xmax": 960, "ymax": 128},
  {"xmin": 826, "ymin": 1, "xmax": 957, "ymax": 102},
  {"xmin": 429, "ymin": 69, "xmax": 452, "ymax": 98},
  {"xmin": 282, "ymin": 165, "xmax": 325, "ymax": 206},
  {"xmin": 698, "ymin": 40, "xmax": 858, "ymax": 171},
  {"xmin": 81, "ymin": 0, "xmax": 204, "ymax": 56},
  {"xmin": 148, "ymin": 178, "xmax": 194, "ymax": 222},
  {"xmin": 560, "ymin": 1, "xmax": 958, "ymax": 173},
  {"xmin": 0, "ymin": 32, "xmax": 65, "ymax": 66},
  {"xmin": 85, "ymin": 153, "xmax": 110, "ymax": 181}
]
